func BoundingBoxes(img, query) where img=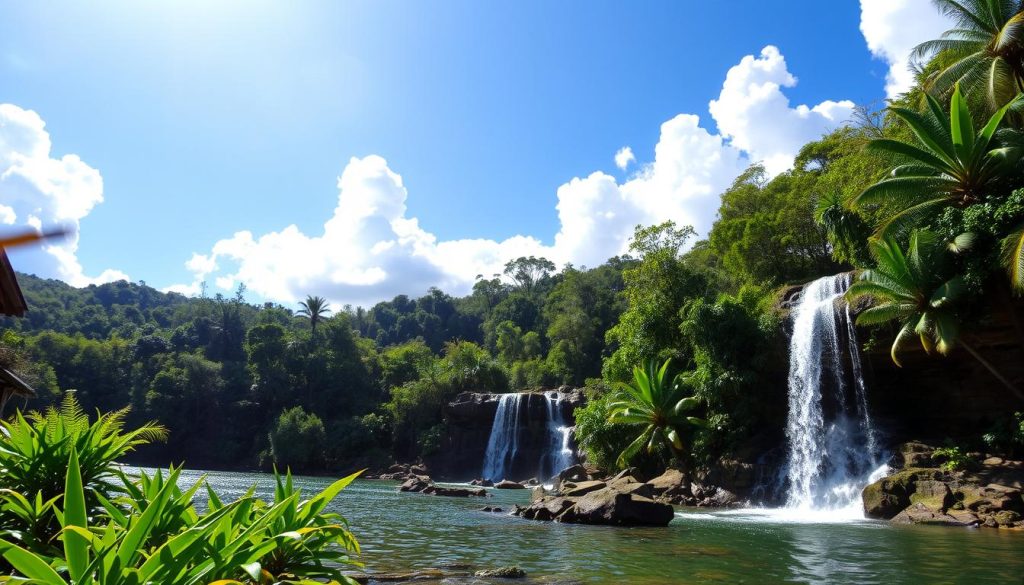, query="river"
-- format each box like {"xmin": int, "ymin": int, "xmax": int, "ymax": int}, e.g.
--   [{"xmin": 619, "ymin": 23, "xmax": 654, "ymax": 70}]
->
[{"xmin": 165, "ymin": 468, "xmax": 1024, "ymax": 584}]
